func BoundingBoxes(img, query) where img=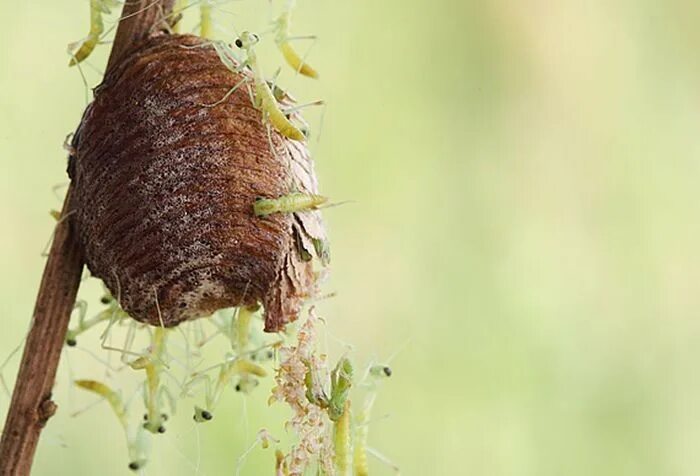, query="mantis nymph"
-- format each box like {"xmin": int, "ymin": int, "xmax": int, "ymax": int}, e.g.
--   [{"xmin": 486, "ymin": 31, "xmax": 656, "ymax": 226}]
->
[
  {"xmin": 129, "ymin": 327, "xmax": 170, "ymax": 434},
  {"xmin": 274, "ymin": 0, "xmax": 319, "ymax": 78},
  {"xmin": 64, "ymin": 291, "xmax": 130, "ymax": 347},
  {"xmin": 68, "ymin": 0, "xmax": 120, "ymax": 66},
  {"xmin": 188, "ymin": 357, "xmax": 267, "ymax": 422},
  {"xmin": 205, "ymin": 32, "xmax": 322, "ymax": 140},
  {"xmin": 235, "ymin": 31, "xmax": 307, "ymax": 140},
  {"xmin": 253, "ymin": 192, "xmax": 328, "ymax": 217}
]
